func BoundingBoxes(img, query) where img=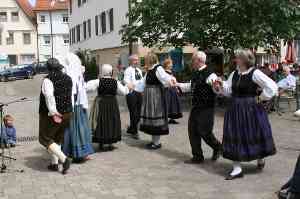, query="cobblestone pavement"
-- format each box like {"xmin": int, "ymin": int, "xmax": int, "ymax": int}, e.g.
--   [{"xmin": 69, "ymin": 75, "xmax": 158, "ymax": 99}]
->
[{"xmin": 0, "ymin": 76, "xmax": 299, "ymax": 199}]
